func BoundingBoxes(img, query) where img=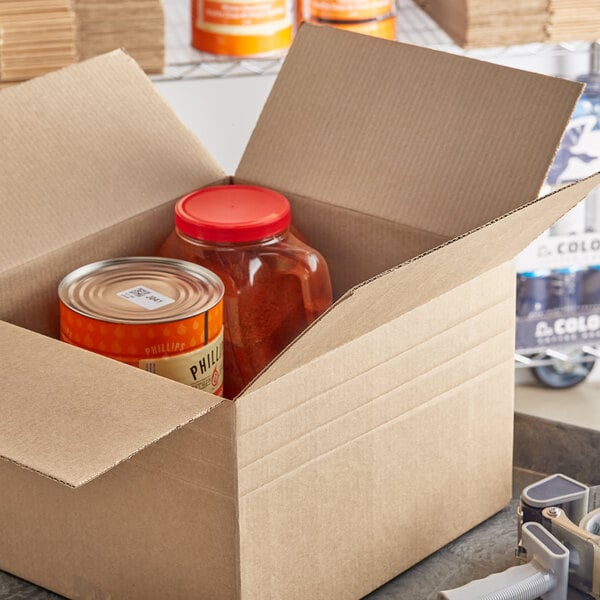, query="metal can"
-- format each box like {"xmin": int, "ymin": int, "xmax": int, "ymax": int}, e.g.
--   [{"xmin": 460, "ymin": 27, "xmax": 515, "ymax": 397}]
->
[
  {"xmin": 59, "ymin": 257, "xmax": 225, "ymax": 395},
  {"xmin": 516, "ymin": 270, "xmax": 550, "ymax": 317}
]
